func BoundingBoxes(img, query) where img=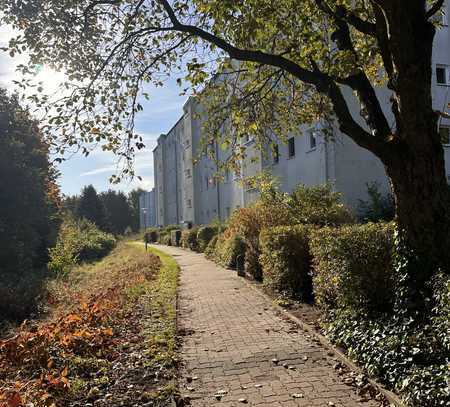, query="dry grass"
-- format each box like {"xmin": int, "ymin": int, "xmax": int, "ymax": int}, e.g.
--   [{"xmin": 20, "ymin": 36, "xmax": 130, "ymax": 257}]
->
[{"xmin": 0, "ymin": 242, "xmax": 179, "ymax": 407}]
